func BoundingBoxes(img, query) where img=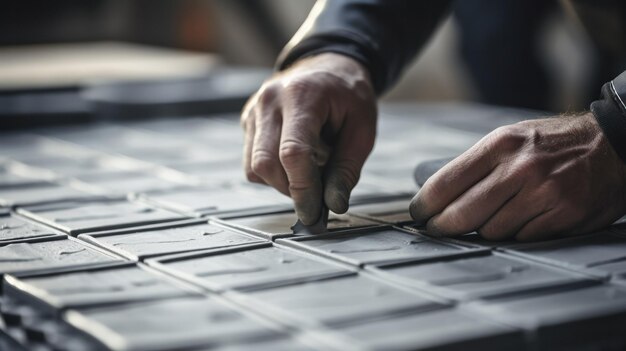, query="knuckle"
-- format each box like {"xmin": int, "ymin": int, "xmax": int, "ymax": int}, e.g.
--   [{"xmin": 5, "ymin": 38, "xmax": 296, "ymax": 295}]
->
[
  {"xmin": 257, "ymin": 82, "xmax": 281, "ymax": 106},
  {"xmin": 279, "ymin": 141, "xmax": 313, "ymax": 168},
  {"xmin": 282, "ymin": 76, "xmax": 317, "ymax": 97},
  {"xmin": 251, "ymin": 150, "xmax": 278, "ymax": 177},
  {"xmin": 487, "ymin": 125, "xmax": 527, "ymax": 150}
]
